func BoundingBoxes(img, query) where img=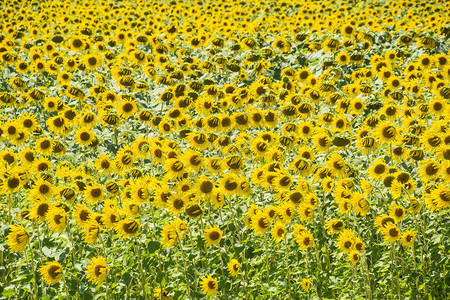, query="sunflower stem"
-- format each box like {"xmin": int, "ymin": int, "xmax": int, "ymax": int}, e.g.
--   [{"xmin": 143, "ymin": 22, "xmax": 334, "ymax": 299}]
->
[
  {"xmin": 134, "ymin": 242, "xmax": 148, "ymax": 300},
  {"xmin": 351, "ymin": 263, "xmax": 356, "ymax": 299},
  {"xmin": 264, "ymin": 236, "xmax": 270, "ymax": 284},
  {"xmin": 25, "ymin": 244, "xmax": 38, "ymax": 300},
  {"xmin": 284, "ymin": 236, "xmax": 291, "ymax": 299},
  {"xmin": 177, "ymin": 236, "xmax": 191, "ymax": 297}
]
